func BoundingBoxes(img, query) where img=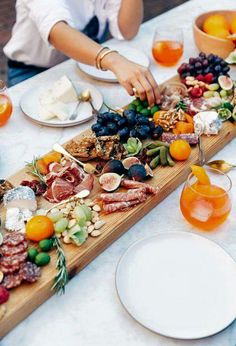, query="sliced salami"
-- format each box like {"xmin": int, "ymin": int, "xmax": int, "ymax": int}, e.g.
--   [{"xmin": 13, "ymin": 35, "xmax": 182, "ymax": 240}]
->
[
  {"xmin": 103, "ymin": 199, "xmax": 143, "ymax": 213},
  {"xmin": 3, "ymin": 232, "xmax": 25, "ymax": 247},
  {"xmin": 2, "ymin": 272, "xmax": 23, "ymax": 289},
  {"xmin": 0, "ymin": 251, "xmax": 27, "ymax": 267},
  {"xmin": 100, "ymin": 188, "xmax": 146, "ymax": 203},
  {"xmin": 20, "ymin": 262, "xmax": 41, "ymax": 283},
  {"xmin": 1, "ymin": 262, "xmax": 20, "ymax": 274},
  {"xmin": 1, "ymin": 241, "xmax": 28, "ymax": 256}
]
